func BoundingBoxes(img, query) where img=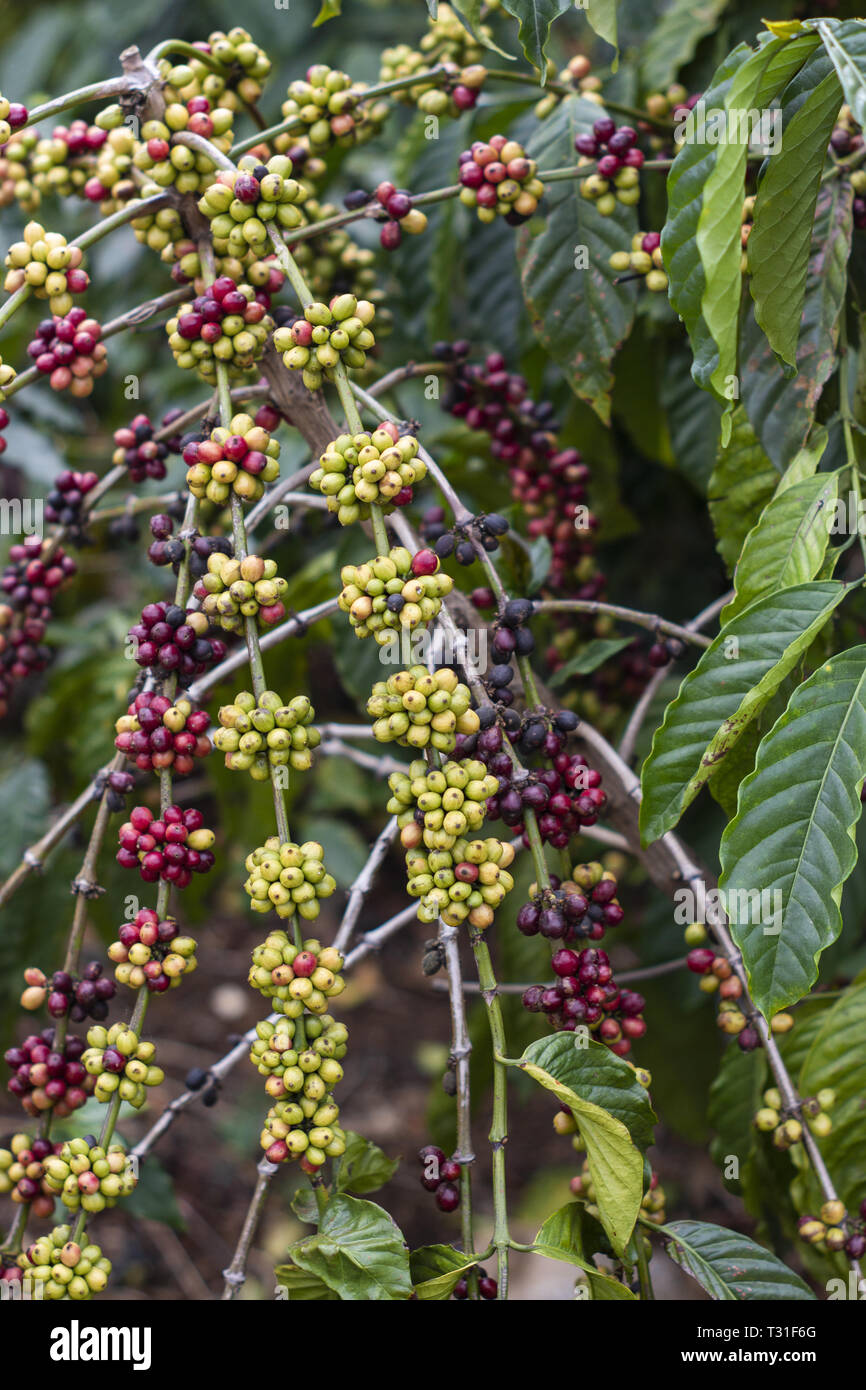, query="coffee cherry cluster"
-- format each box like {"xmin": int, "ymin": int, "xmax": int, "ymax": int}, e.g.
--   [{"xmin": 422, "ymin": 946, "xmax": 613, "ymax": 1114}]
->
[
  {"xmin": 28, "ymin": 120, "xmax": 111, "ymax": 204},
  {"xmin": 107, "ymin": 909, "xmax": 198, "ymax": 993},
  {"xmin": 476, "ymin": 722, "xmax": 606, "ymax": 847},
  {"xmin": 407, "ymin": 833, "xmax": 515, "ymax": 928},
  {"xmin": 684, "ymin": 933, "xmax": 793, "ymax": 1051},
  {"xmin": 458, "ymin": 136, "xmax": 543, "ymax": 224},
  {"xmin": 17, "ymin": 1226, "xmax": 111, "ymax": 1300},
  {"xmin": 166, "ymin": 276, "xmax": 274, "ymax": 381},
  {"xmin": 610, "ymin": 232, "xmax": 667, "ymax": 291},
  {"xmin": 26, "ymin": 310, "xmax": 106, "ymax": 396},
  {"xmin": 388, "ymin": 758, "xmax": 500, "ymax": 852},
  {"xmin": 0, "ymin": 536, "xmax": 76, "ymax": 716},
  {"xmin": 128, "ymin": 601, "xmax": 227, "ymax": 682},
  {"xmin": 44, "ymin": 468, "xmax": 99, "ymax": 532},
  {"xmin": 422, "ymin": 508, "xmax": 511, "ymax": 567},
  {"xmin": 338, "ymin": 547, "xmax": 453, "ymax": 642},
  {"xmin": 309, "ymin": 423, "xmax": 426, "ymax": 523},
  {"xmin": 517, "ymin": 862, "xmax": 624, "ymax": 942},
  {"xmin": 576, "ymin": 118, "xmax": 643, "ymax": 215},
  {"xmin": 194, "ymin": 552, "xmax": 288, "ymax": 632},
  {"xmin": 91, "ymin": 766, "xmax": 136, "ymax": 816},
  {"xmin": 112, "ymin": 414, "xmax": 172, "ymax": 482},
  {"xmin": 380, "ymin": 3, "xmax": 489, "ymax": 117},
  {"xmin": 157, "ymin": 27, "xmax": 271, "ymax": 110},
  {"xmin": 250, "ymin": 1014, "xmax": 347, "ymax": 1098},
  {"xmin": 454, "ymin": 1269, "xmax": 498, "ymax": 1299},
  {"xmin": 116, "ymin": 804, "xmax": 215, "ymax": 886},
  {"xmin": 248, "ymin": 934, "xmax": 345, "ymax": 1015},
  {"xmin": 20, "ymin": 964, "xmax": 115, "ymax": 1023},
  {"xmin": 280, "ymin": 66, "xmax": 364, "ymax": 151},
  {"xmin": 198, "ymin": 156, "xmax": 305, "ymax": 256},
  {"xmin": 42, "ymin": 1138, "xmax": 137, "ymax": 1213},
  {"xmin": 370, "ymin": 180, "xmax": 428, "ymax": 250},
  {"xmin": 4, "ymin": 222, "xmax": 89, "ymax": 312},
  {"xmin": 82, "ymin": 1023, "xmax": 164, "ymax": 1108},
  {"xmin": 440, "ymin": 346, "xmax": 602, "ymax": 605},
  {"xmin": 534, "ymin": 54, "xmax": 597, "ymax": 120},
  {"xmin": 524, "ymin": 946, "xmax": 645, "ymax": 1055},
  {"xmin": 183, "ymin": 412, "xmax": 280, "ymax": 504},
  {"xmin": 798, "ymin": 1199, "xmax": 866, "ymax": 1260},
  {"xmin": 244, "ymin": 838, "xmax": 337, "ymax": 921},
  {"xmin": 273, "ymin": 294, "xmax": 376, "ymax": 391},
  {"xmin": 0, "ymin": 1134, "xmax": 61, "ymax": 1217},
  {"xmin": 754, "ymin": 1084, "xmax": 835, "ymax": 1149},
  {"xmin": 215, "ymin": 689, "xmax": 320, "ymax": 778},
  {"xmin": 0, "ymin": 93, "xmax": 28, "ymax": 147},
  {"xmin": 133, "ymin": 100, "xmax": 234, "ymax": 193},
  {"xmin": 5, "ymin": 1028, "xmax": 91, "ymax": 1118},
  {"xmin": 148, "ymin": 515, "xmax": 233, "ymax": 579},
  {"xmin": 367, "ymin": 666, "xmax": 478, "ymax": 753},
  {"xmin": 418, "ymin": 1144, "xmax": 462, "ymax": 1212},
  {"xmin": 115, "ymin": 691, "xmax": 210, "ymax": 776}
]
